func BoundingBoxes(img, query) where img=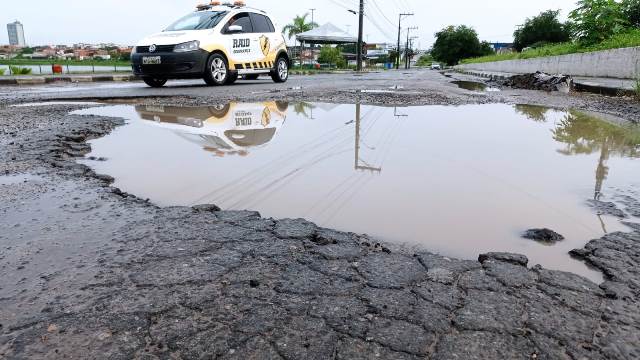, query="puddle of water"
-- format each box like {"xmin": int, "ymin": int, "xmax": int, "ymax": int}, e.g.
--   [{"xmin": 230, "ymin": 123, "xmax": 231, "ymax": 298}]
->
[
  {"xmin": 12, "ymin": 101, "xmax": 103, "ymax": 107},
  {"xmin": 74, "ymin": 102, "xmax": 640, "ymax": 282},
  {"xmin": 360, "ymin": 89, "xmax": 396, "ymax": 94},
  {"xmin": 452, "ymin": 80, "xmax": 500, "ymax": 92}
]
